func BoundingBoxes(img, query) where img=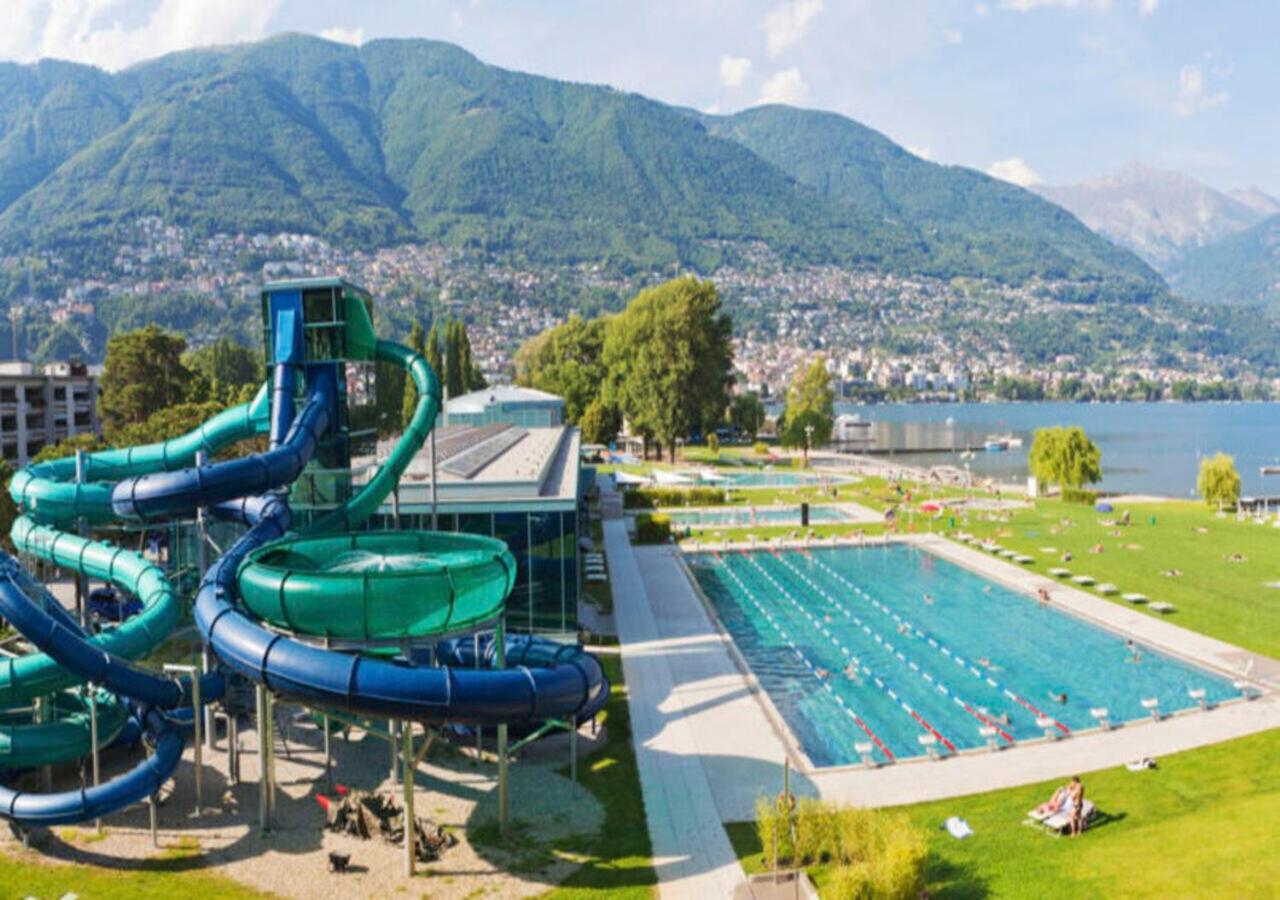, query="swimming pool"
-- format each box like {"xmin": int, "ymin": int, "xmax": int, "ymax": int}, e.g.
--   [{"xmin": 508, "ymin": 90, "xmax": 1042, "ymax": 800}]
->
[
  {"xmin": 725, "ymin": 471, "xmax": 855, "ymax": 488},
  {"xmin": 686, "ymin": 544, "xmax": 1239, "ymax": 766},
  {"xmin": 667, "ymin": 506, "xmax": 851, "ymax": 528}
]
